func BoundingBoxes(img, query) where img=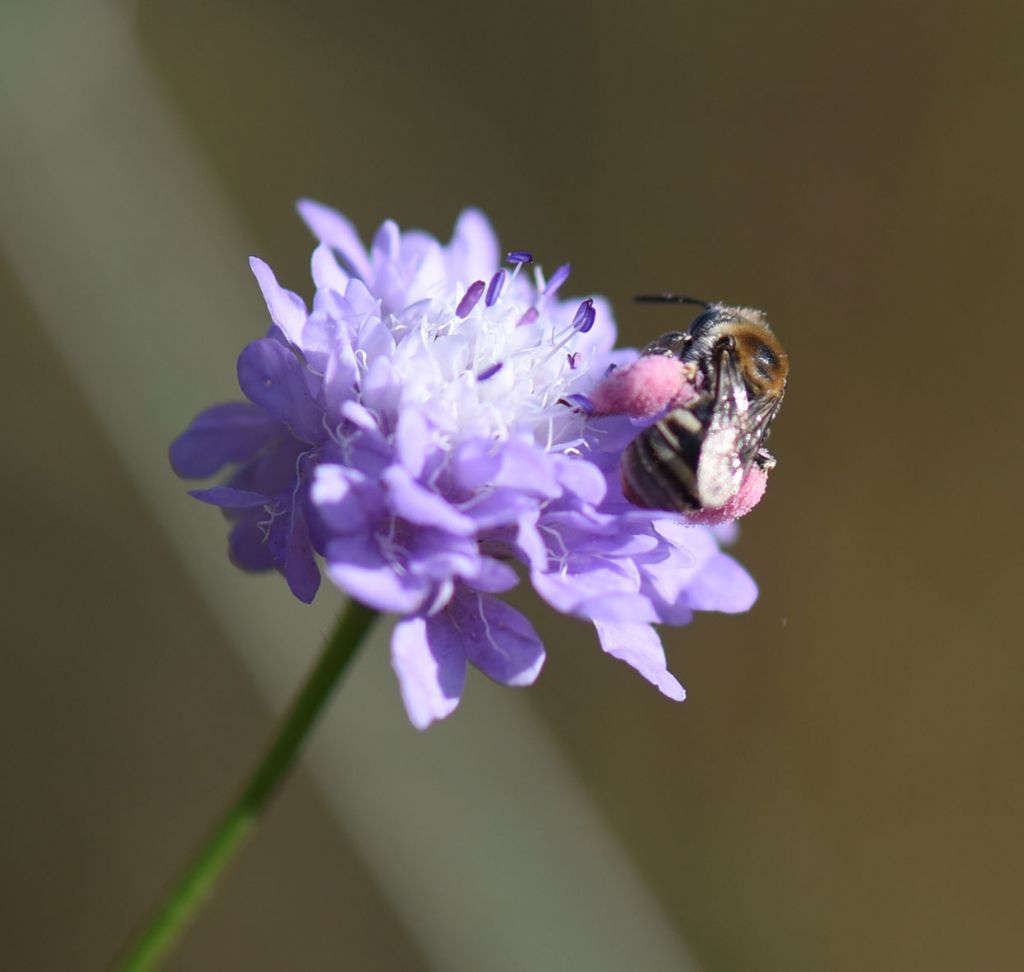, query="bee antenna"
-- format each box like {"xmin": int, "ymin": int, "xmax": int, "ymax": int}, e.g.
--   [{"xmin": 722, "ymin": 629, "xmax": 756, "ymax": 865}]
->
[{"xmin": 633, "ymin": 293, "xmax": 710, "ymax": 308}]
